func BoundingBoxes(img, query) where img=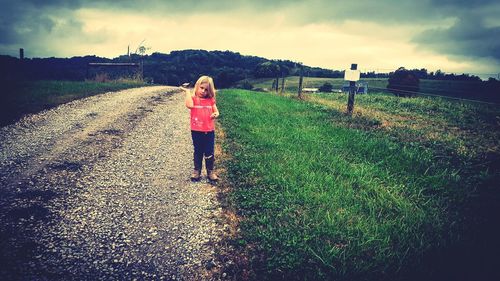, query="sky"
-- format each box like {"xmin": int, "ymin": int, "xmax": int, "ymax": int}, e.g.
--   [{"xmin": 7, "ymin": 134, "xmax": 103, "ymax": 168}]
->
[{"xmin": 1, "ymin": 0, "xmax": 499, "ymax": 77}]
